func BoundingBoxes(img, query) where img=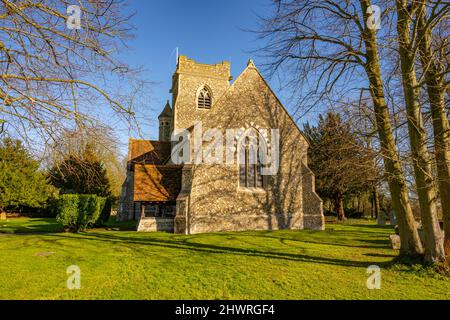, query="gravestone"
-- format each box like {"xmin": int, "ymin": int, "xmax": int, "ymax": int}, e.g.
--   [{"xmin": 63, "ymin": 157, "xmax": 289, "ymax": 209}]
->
[
  {"xmin": 389, "ymin": 209, "xmax": 396, "ymax": 226},
  {"xmin": 389, "ymin": 234, "xmax": 401, "ymax": 250},
  {"xmin": 394, "ymin": 225, "xmax": 399, "ymax": 235},
  {"xmin": 377, "ymin": 211, "xmax": 386, "ymax": 225},
  {"xmin": 417, "ymin": 228, "xmax": 426, "ymax": 247},
  {"xmin": 0, "ymin": 212, "xmax": 6, "ymax": 221}
]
